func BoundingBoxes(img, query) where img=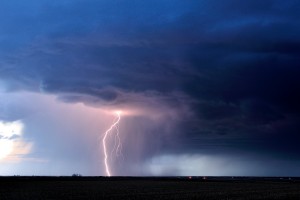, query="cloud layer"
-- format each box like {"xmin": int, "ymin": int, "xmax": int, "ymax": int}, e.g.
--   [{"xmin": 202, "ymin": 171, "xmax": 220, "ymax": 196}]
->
[{"xmin": 0, "ymin": 0, "xmax": 300, "ymax": 175}]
